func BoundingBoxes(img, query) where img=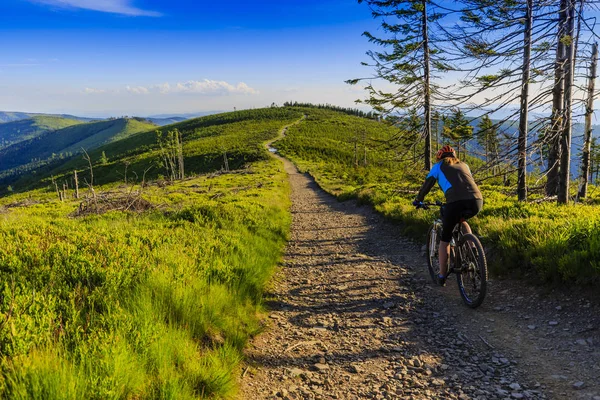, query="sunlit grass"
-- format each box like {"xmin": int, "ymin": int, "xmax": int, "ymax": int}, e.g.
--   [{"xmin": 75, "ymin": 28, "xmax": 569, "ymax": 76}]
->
[
  {"xmin": 0, "ymin": 108, "xmax": 296, "ymax": 398},
  {"xmin": 279, "ymin": 107, "xmax": 600, "ymax": 284}
]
